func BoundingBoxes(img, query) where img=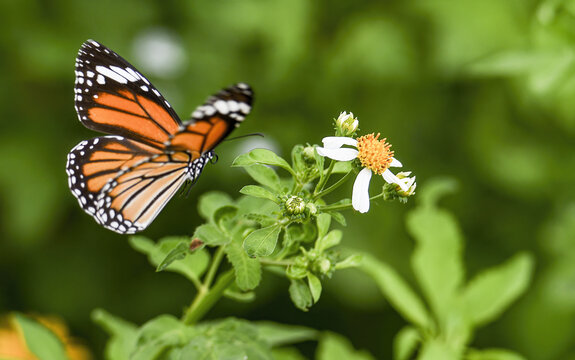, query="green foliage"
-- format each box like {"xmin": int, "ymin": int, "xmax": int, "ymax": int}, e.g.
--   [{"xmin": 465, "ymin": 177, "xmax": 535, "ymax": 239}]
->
[
  {"xmin": 13, "ymin": 313, "xmax": 68, "ymax": 360},
  {"xmin": 361, "ymin": 179, "xmax": 534, "ymax": 359},
  {"xmin": 316, "ymin": 332, "xmax": 375, "ymax": 360}
]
